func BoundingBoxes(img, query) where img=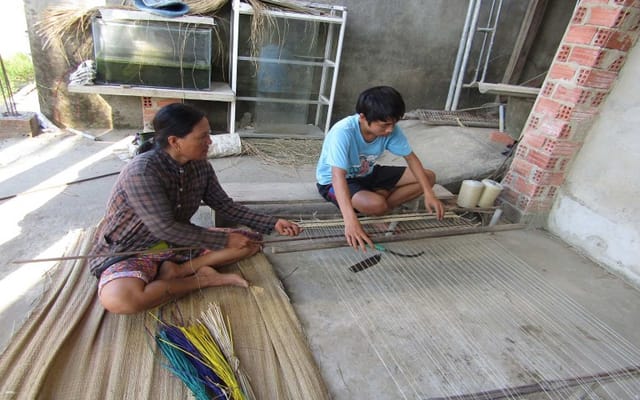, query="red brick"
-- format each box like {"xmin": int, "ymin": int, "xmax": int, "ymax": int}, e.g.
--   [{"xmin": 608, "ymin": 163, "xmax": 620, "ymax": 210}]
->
[
  {"xmin": 556, "ymin": 104, "xmax": 574, "ymax": 120},
  {"xmin": 591, "ymin": 91, "xmax": 608, "ymax": 106},
  {"xmin": 565, "ymin": 25, "xmax": 599, "ymax": 44},
  {"xmin": 532, "ymin": 168, "xmax": 566, "ymax": 185},
  {"xmin": 553, "ymin": 85, "xmax": 587, "ymax": 103},
  {"xmin": 569, "ymin": 108, "xmax": 598, "ymax": 121},
  {"xmin": 499, "ymin": 187, "xmax": 520, "ymax": 206},
  {"xmin": 528, "ymin": 115, "xmax": 541, "ymax": 129},
  {"xmin": 539, "ymin": 119, "xmax": 572, "ymax": 139},
  {"xmin": 535, "ymin": 98, "xmax": 563, "ymax": 117},
  {"xmin": 557, "ymin": 158, "xmax": 573, "ymax": 172},
  {"xmin": 489, "ymin": 130, "xmax": 516, "ymax": 146},
  {"xmin": 629, "ymin": 11, "xmax": 640, "ymax": 31},
  {"xmin": 502, "ymin": 171, "xmax": 516, "ymax": 186},
  {"xmin": 514, "ymin": 176, "xmax": 538, "ymax": 198},
  {"xmin": 527, "ymin": 149, "xmax": 558, "ymax": 169},
  {"xmin": 605, "ymin": 30, "xmax": 635, "ymax": 50},
  {"xmin": 557, "ymin": 45, "xmax": 571, "ymax": 62},
  {"xmin": 542, "ymin": 139, "xmax": 581, "ymax": 156},
  {"xmin": 549, "ymin": 63, "xmax": 578, "ymax": 80},
  {"xmin": 576, "ymin": 68, "xmax": 618, "ymax": 89},
  {"xmin": 568, "ymin": 46, "xmax": 602, "ymax": 66},
  {"xmin": 593, "ymin": 28, "xmax": 613, "ymax": 46},
  {"xmin": 614, "ymin": 9, "xmax": 632, "ymax": 28},
  {"xmin": 515, "ymin": 143, "xmax": 530, "ymax": 159},
  {"xmin": 0, "ymin": 112, "xmax": 40, "ymax": 138},
  {"xmin": 573, "ymin": 7, "xmax": 587, "ymax": 24},
  {"xmin": 541, "ymin": 82, "xmax": 556, "ymax": 97},
  {"xmin": 587, "ymin": 6, "xmax": 626, "ymax": 28},
  {"xmin": 522, "ymin": 132, "xmax": 547, "ymax": 148},
  {"xmin": 510, "ymin": 159, "xmax": 535, "ymax": 178},
  {"xmin": 157, "ymin": 98, "xmax": 181, "ymax": 107},
  {"xmin": 608, "ymin": 55, "xmax": 626, "ymax": 71},
  {"xmin": 613, "ymin": 0, "xmax": 636, "ymax": 8},
  {"xmin": 517, "ymin": 194, "xmax": 533, "ymax": 210}
]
